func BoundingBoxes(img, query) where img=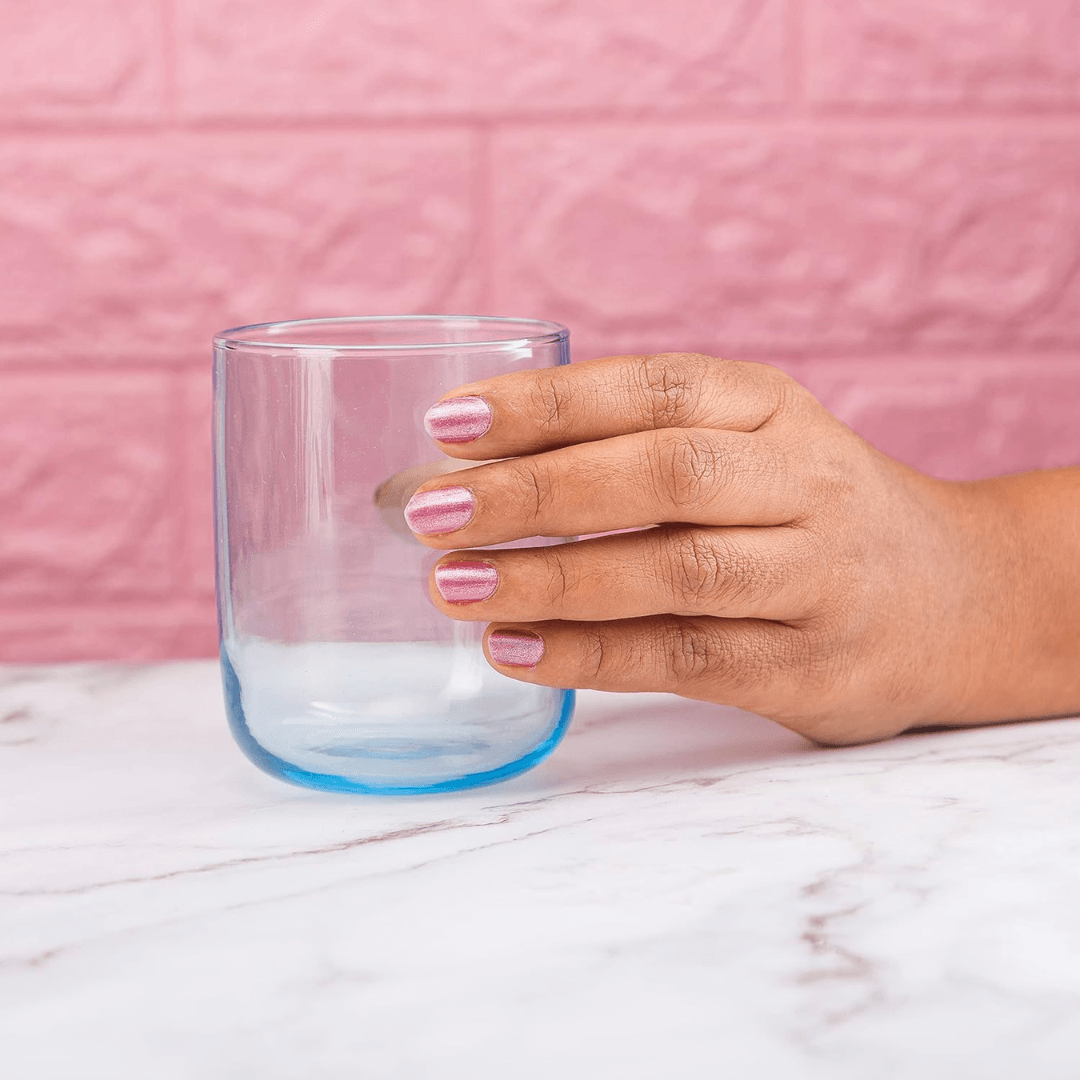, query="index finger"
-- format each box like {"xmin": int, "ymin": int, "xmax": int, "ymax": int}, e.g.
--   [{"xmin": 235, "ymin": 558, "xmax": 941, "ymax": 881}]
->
[{"xmin": 423, "ymin": 352, "xmax": 792, "ymax": 460}]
